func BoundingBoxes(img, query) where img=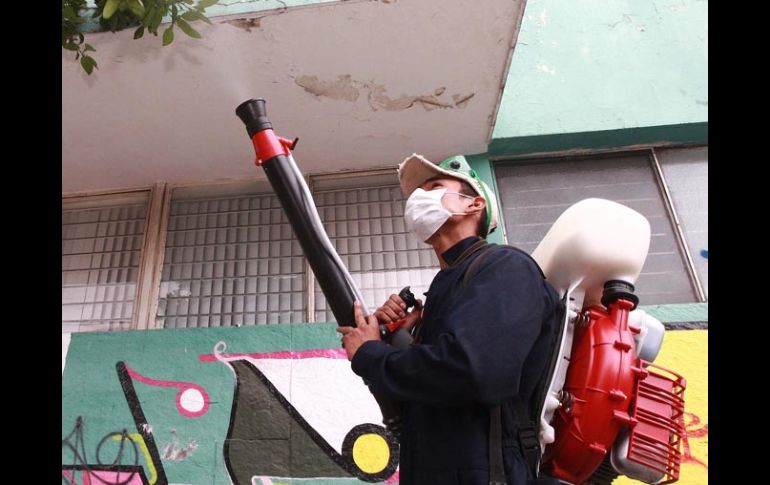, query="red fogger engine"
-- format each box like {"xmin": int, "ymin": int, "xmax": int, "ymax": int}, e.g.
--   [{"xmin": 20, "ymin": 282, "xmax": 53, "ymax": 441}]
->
[{"xmin": 531, "ymin": 199, "xmax": 687, "ymax": 484}]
